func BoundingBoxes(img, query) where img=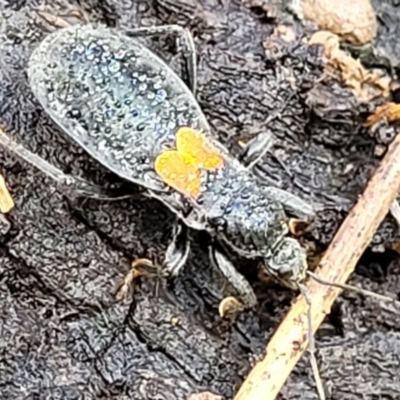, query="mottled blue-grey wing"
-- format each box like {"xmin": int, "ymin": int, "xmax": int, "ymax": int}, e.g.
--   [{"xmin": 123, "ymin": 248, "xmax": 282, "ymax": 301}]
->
[{"xmin": 27, "ymin": 24, "xmax": 210, "ymax": 191}]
